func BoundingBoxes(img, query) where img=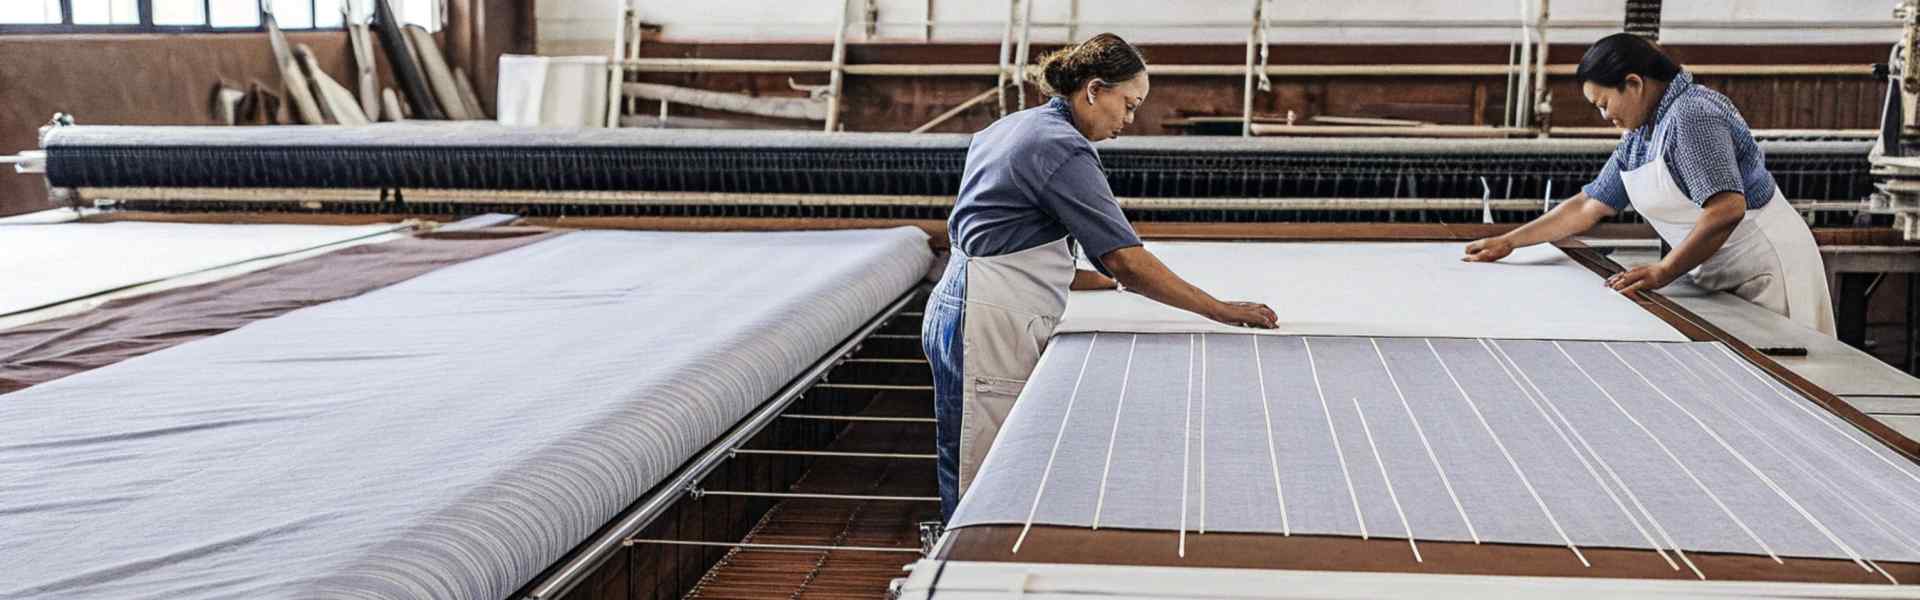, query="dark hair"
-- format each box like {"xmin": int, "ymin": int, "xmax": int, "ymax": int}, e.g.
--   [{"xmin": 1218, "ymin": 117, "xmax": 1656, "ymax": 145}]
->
[
  {"xmin": 1038, "ymin": 33, "xmax": 1147, "ymax": 97},
  {"xmin": 1576, "ymin": 32, "xmax": 1682, "ymax": 88}
]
